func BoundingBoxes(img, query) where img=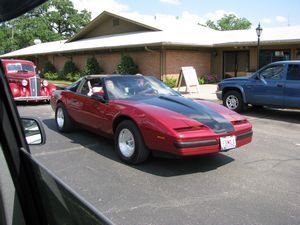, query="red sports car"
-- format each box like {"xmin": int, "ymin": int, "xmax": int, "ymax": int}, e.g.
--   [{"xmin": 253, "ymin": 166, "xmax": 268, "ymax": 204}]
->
[
  {"xmin": 50, "ymin": 75, "xmax": 252, "ymax": 164},
  {"xmin": 2, "ymin": 59, "xmax": 56, "ymax": 102}
]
